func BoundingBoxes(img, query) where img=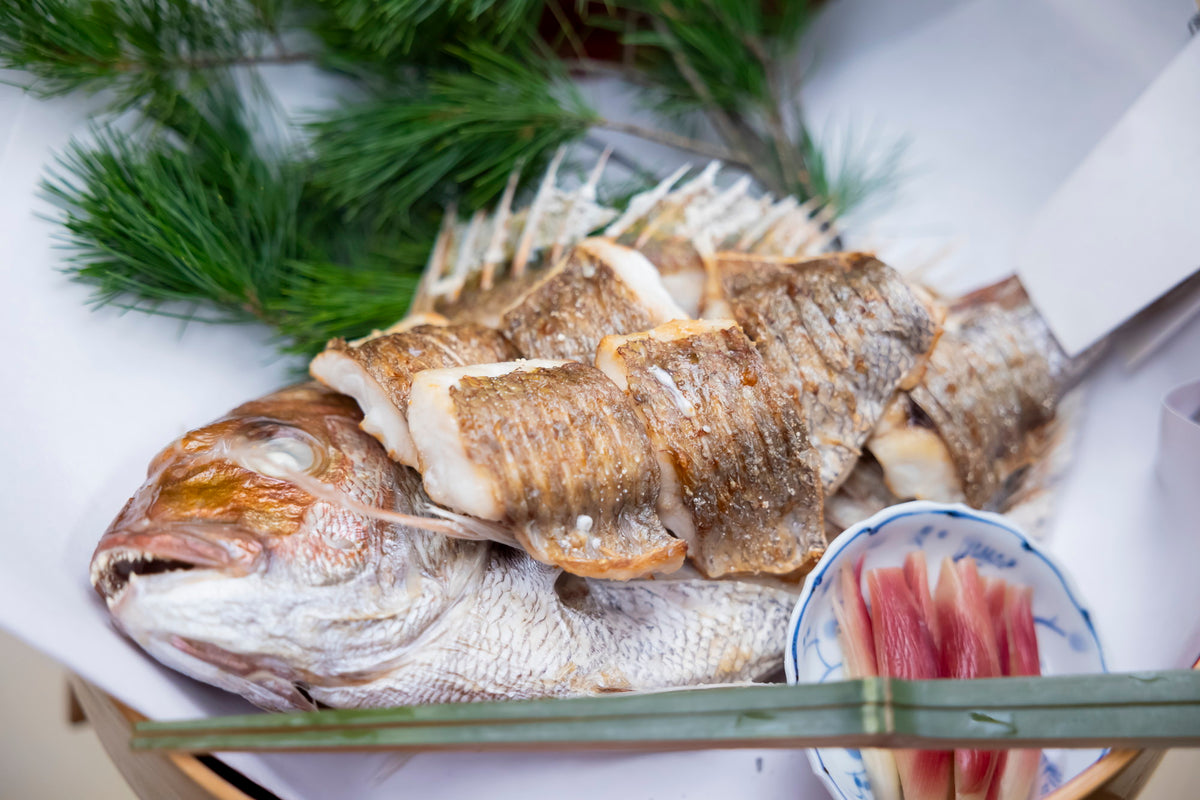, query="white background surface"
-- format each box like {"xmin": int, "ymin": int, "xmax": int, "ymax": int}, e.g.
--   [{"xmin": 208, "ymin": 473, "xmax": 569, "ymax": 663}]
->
[{"xmin": 1, "ymin": 1, "xmax": 1198, "ymax": 797}]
